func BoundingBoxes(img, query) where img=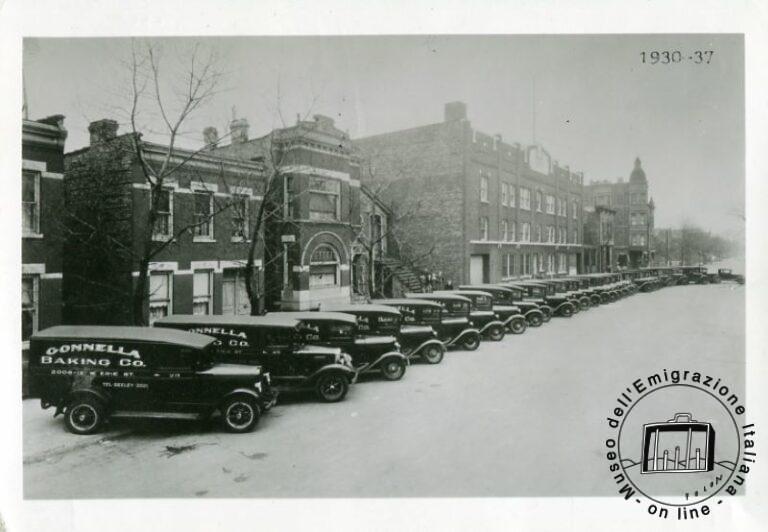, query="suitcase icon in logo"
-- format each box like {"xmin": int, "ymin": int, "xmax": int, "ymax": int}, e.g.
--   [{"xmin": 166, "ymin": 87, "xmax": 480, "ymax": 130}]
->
[{"xmin": 641, "ymin": 413, "xmax": 715, "ymax": 473}]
